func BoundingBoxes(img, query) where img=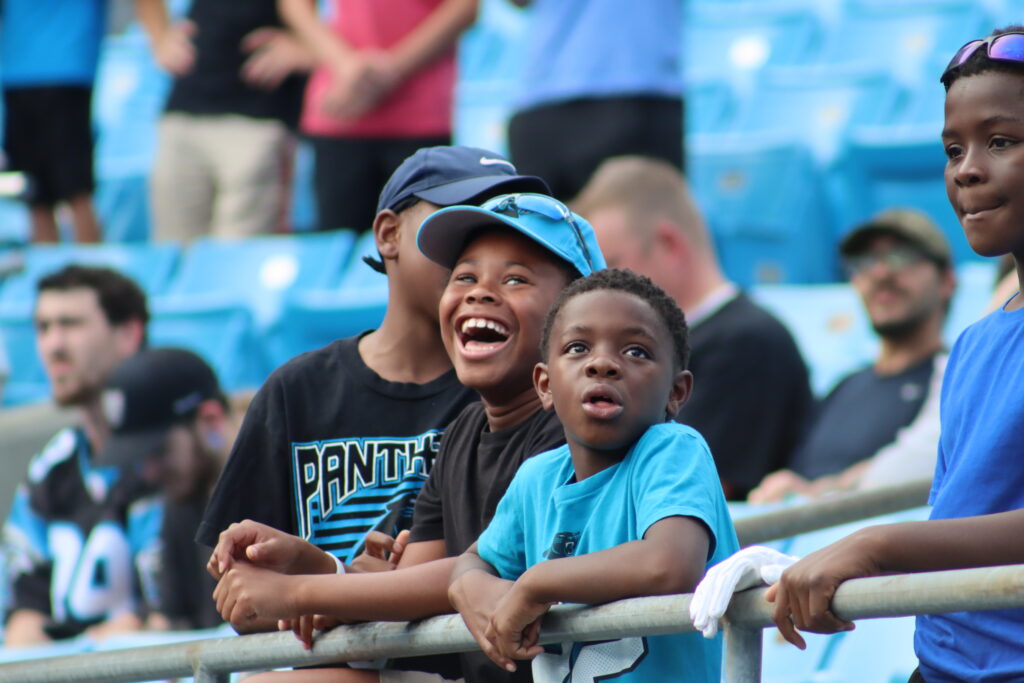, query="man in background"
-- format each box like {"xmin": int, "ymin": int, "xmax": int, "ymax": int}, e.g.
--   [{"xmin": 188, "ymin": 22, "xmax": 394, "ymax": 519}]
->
[
  {"xmin": 96, "ymin": 348, "xmax": 237, "ymax": 630},
  {"xmin": 2, "ymin": 265, "xmax": 153, "ymax": 645}
]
